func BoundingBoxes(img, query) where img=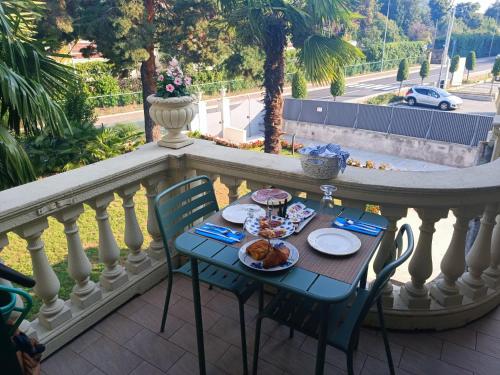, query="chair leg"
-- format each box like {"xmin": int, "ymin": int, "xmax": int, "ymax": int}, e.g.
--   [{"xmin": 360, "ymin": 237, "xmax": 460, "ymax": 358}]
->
[
  {"xmin": 346, "ymin": 351, "xmax": 354, "ymax": 375},
  {"xmin": 352, "ymin": 328, "xmax": 360, "ymax": 350},
  {"xmin": 258, "ymin": 284, "xmax": 264, "ymax": 313},
  {"xmin": 238, "ymin": 299, "xmax": 249, "ymax": 375},
  {"xmin": 377, "ymin": 298, "xmax": 395, "ymax": 375},
  {"xmin": 160, "ymin": 273, "xmax": 173, "ymax": 333},
  {"xmin": 289, "ymin": 328, "xmax": 294, "ymax": 338},
  {"xmin": 252, "ymin": 315, "xmax": 263, "ymax": 375}
]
